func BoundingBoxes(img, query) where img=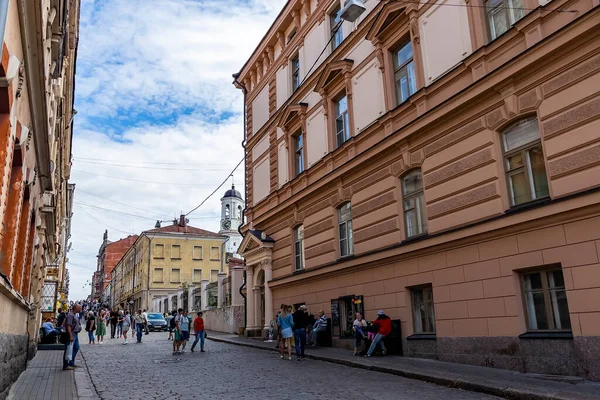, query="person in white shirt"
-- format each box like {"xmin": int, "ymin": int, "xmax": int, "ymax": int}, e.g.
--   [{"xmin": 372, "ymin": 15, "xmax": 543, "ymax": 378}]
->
[
  {"xmin": 142, "ymin": 309, "xmax": 149, "ymax": 334},
  {"xmin": 176, "ymin": 310, "xmax": 191, "ymax": 353}
]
